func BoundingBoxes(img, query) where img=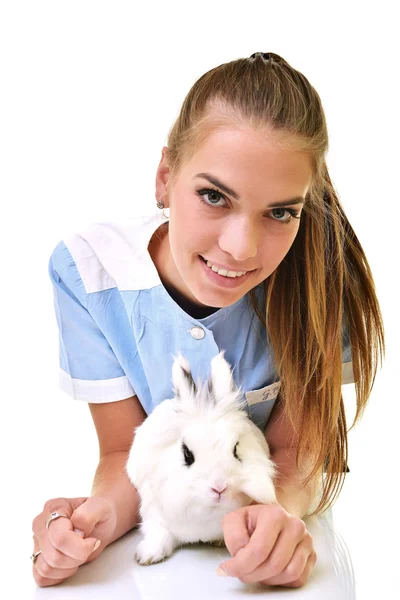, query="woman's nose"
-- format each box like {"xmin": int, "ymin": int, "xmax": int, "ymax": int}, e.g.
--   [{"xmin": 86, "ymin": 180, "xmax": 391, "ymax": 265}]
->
[{"xmin": 218, "ymin": 218, "xmax": 258, "ymax": 262}]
